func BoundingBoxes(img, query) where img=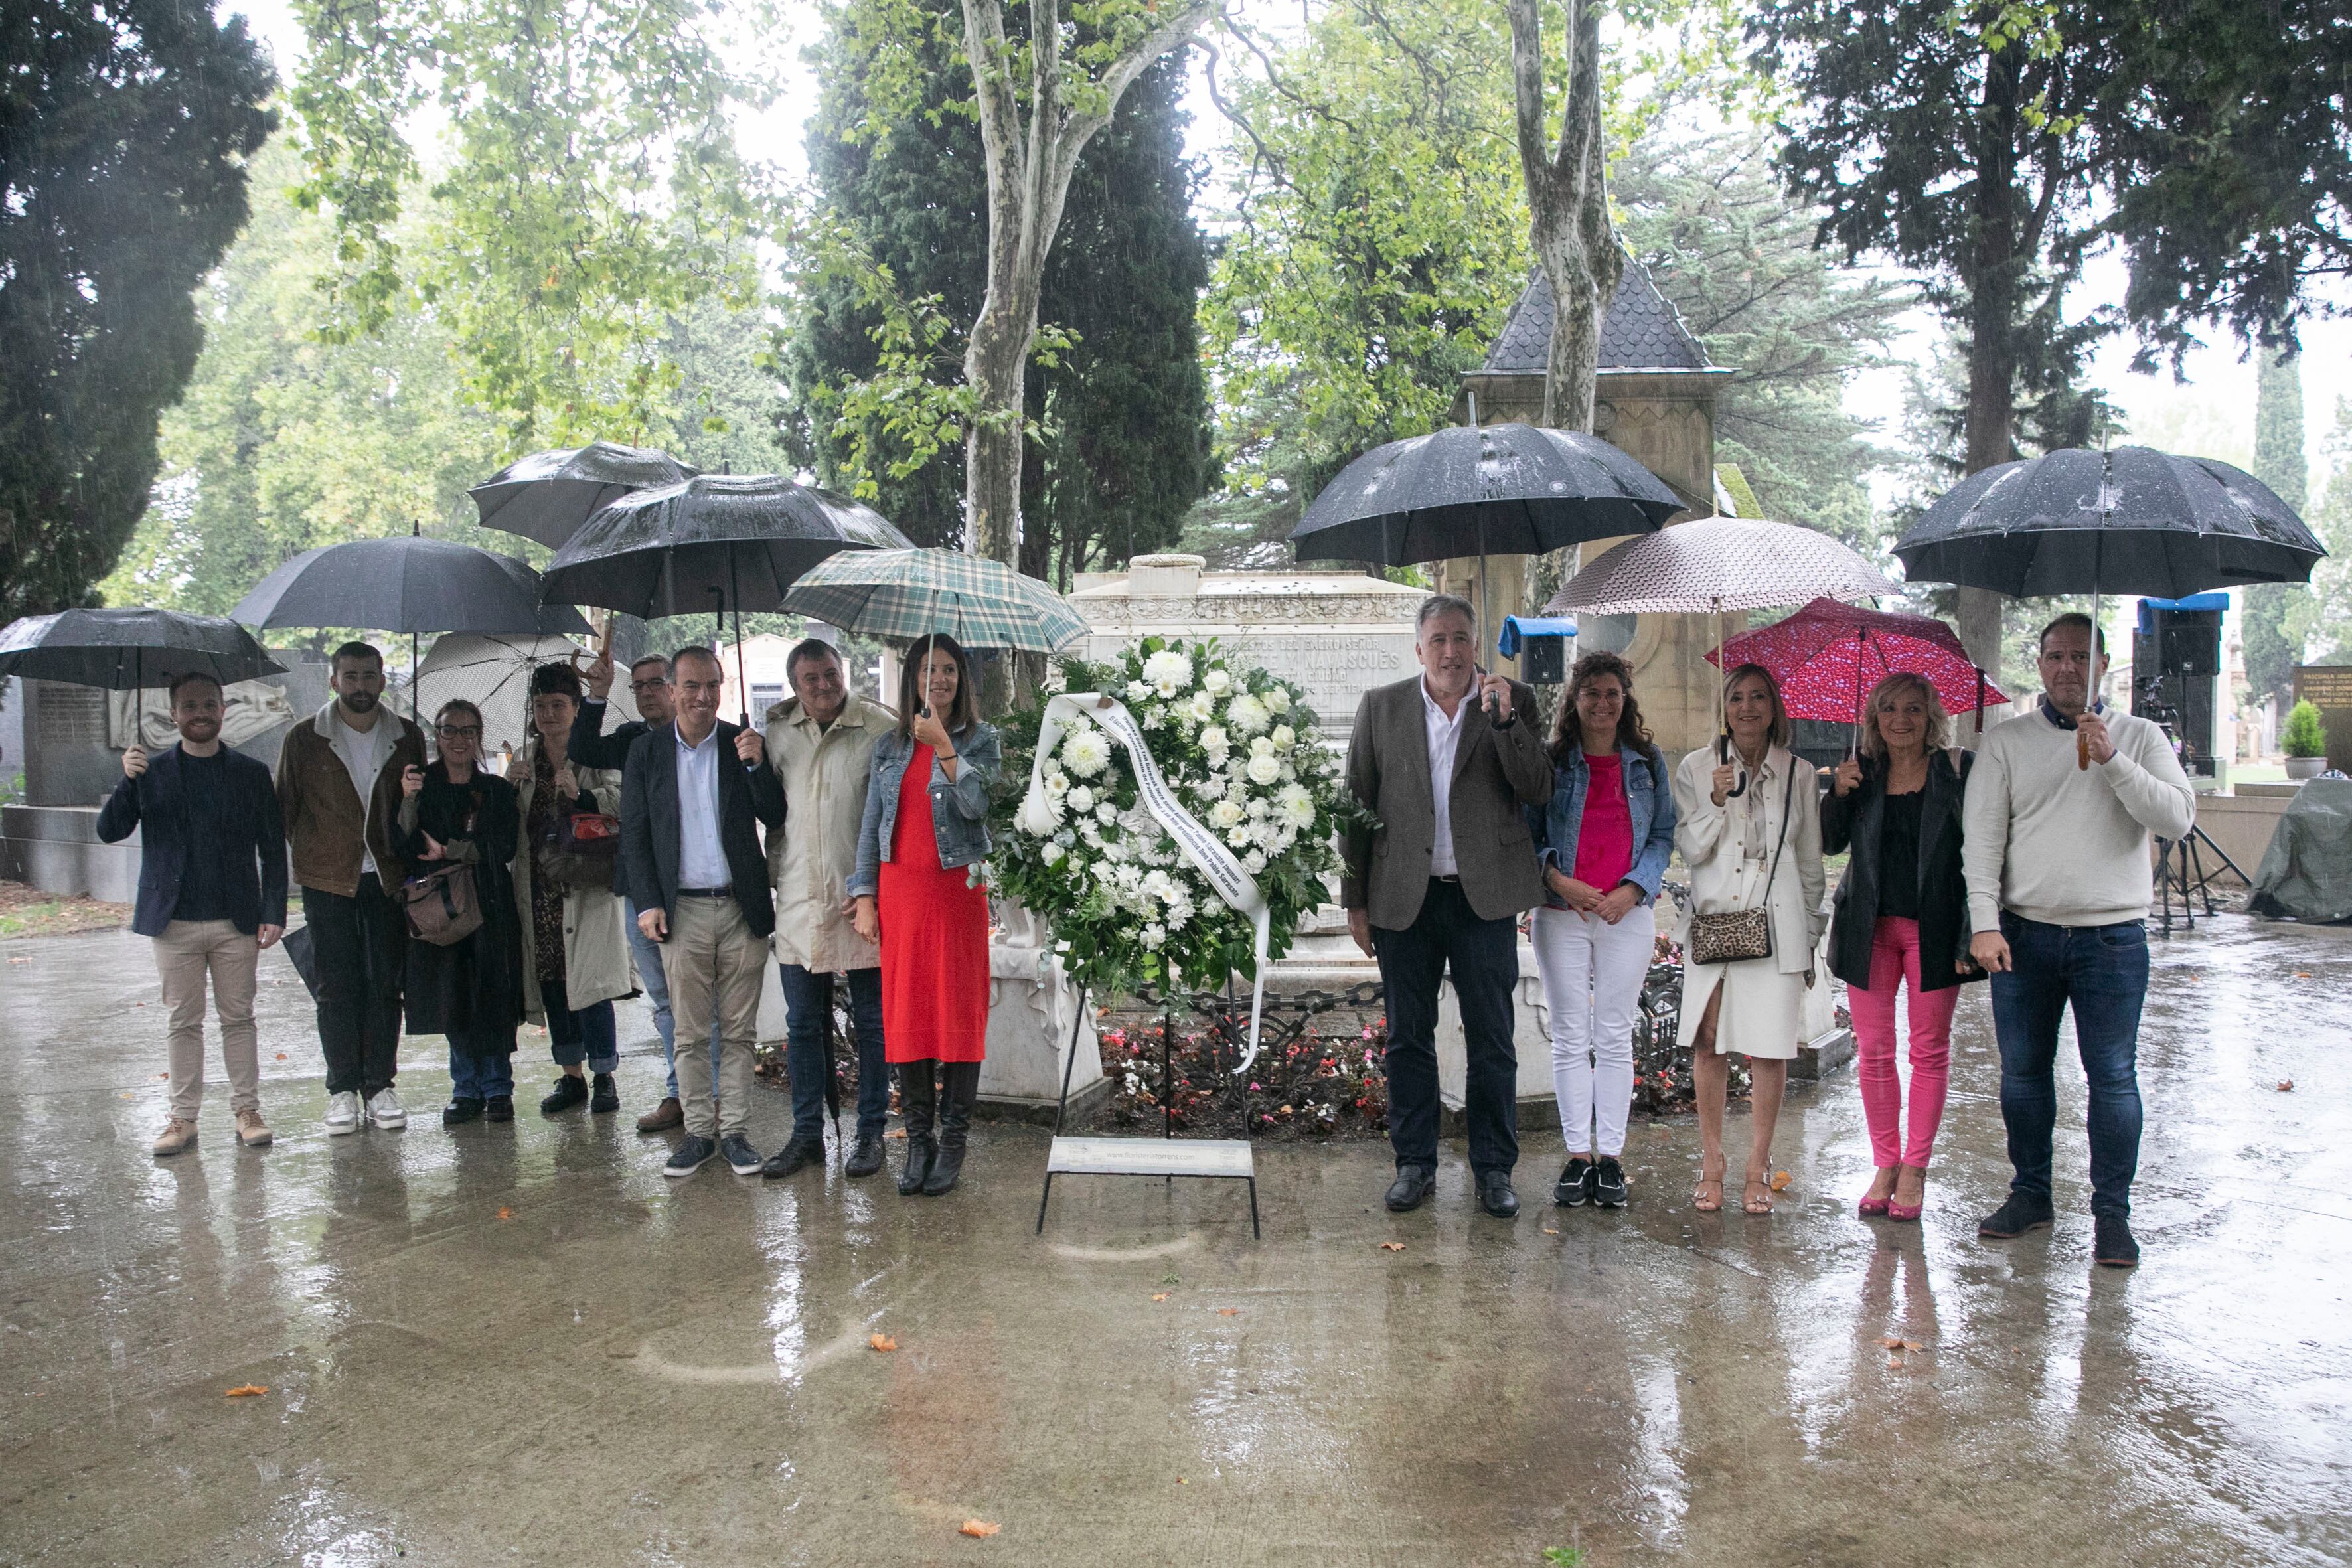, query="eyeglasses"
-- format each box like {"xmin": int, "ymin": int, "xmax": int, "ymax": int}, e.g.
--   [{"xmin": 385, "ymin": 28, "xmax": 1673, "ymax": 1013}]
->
[
  {"xmin": 437, "ymin": 724, "xmax": 483, "ymax": 739},
  {"xmin": 630, "ymin": 677, "xmax": 670, "ymax": 692}
]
